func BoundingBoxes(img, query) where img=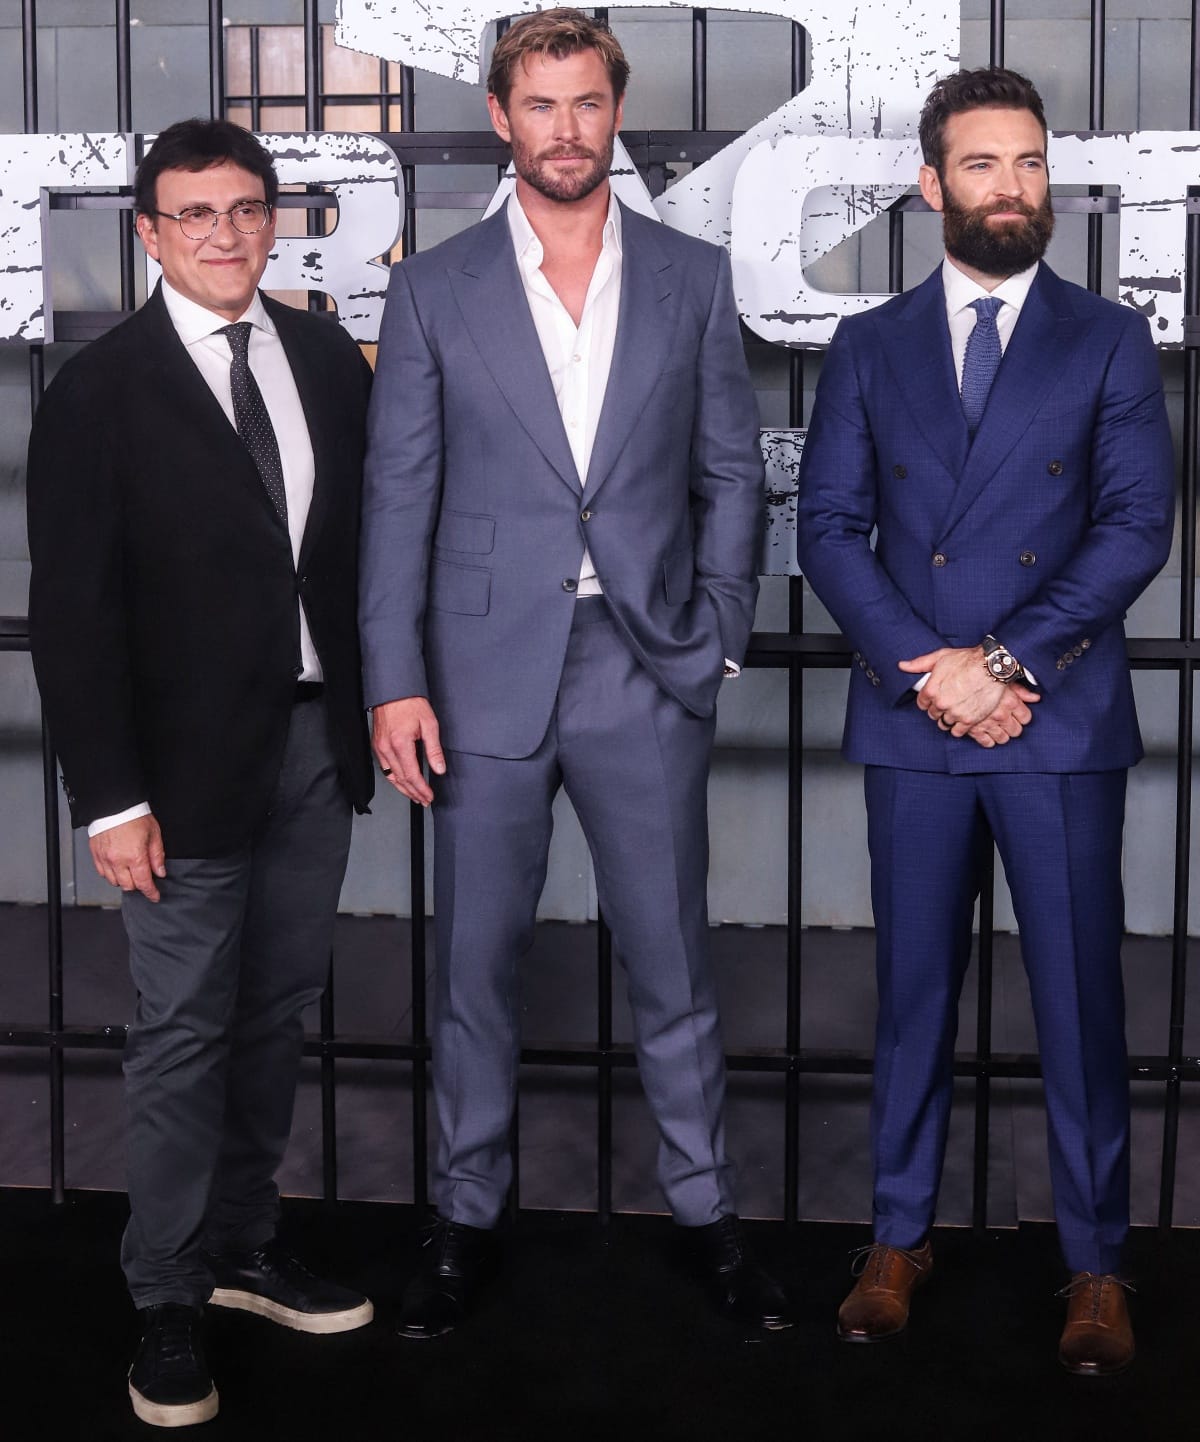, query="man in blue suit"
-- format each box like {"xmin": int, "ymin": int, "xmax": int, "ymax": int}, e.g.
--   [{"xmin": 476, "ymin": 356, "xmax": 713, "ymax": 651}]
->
[
  {"xmin": 359, "ymin": 9, "xmax": 789, "ymax": 1337},
  {"xmin": 797, "ymin": 68, "xmax": 1174, "ymax": 1374}
]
